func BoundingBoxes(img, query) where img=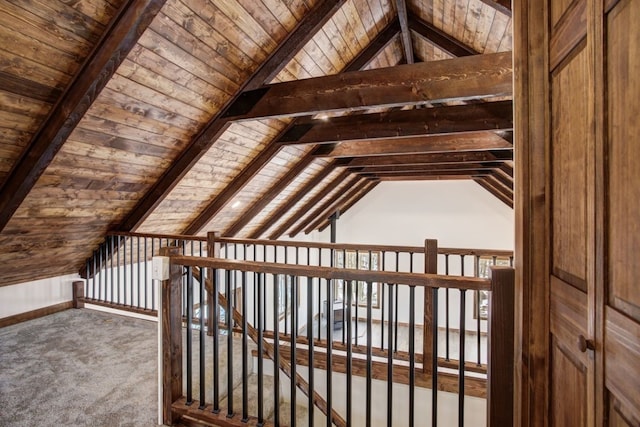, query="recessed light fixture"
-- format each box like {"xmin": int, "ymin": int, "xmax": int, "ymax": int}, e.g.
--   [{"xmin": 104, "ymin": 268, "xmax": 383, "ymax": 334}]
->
[
  {"xmin": 231, "ymin": 201, "xmax": 241, "ymax": 209},
  {"xmin": 317, "ymin": 114, "xmax": 329, "ymax": 121}
]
